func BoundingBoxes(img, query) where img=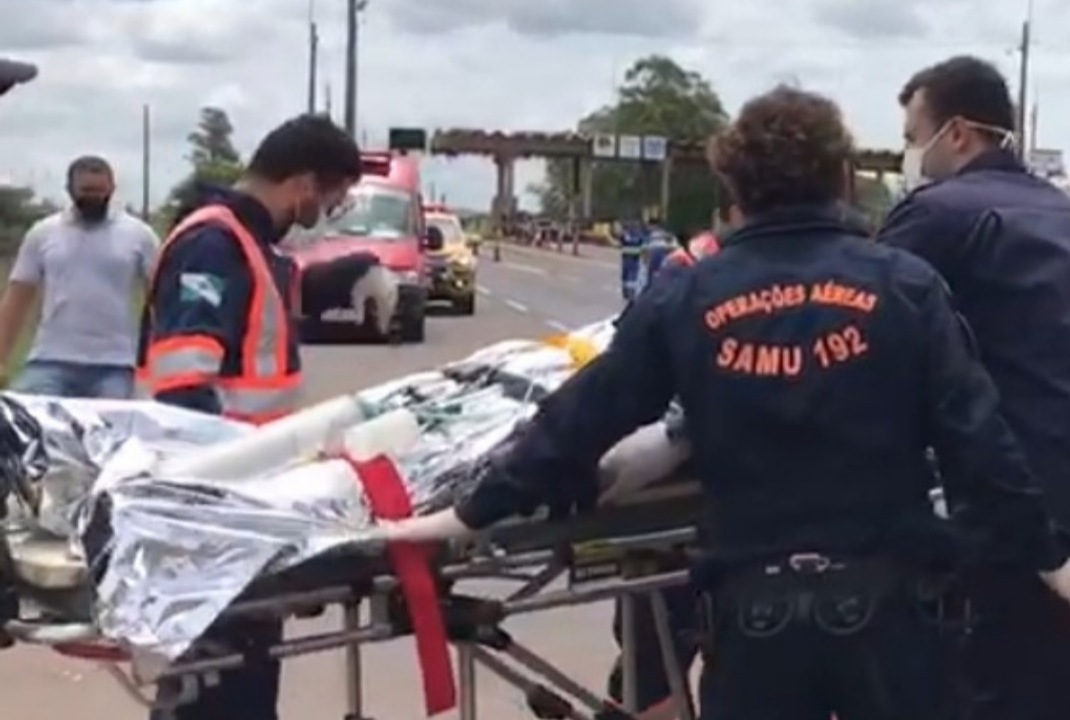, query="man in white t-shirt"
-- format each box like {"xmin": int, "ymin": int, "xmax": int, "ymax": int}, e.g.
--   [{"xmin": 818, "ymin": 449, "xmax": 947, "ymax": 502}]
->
[{"xmin": 0, "ymin": 155, "xmax": 160, "ymax": 398}]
